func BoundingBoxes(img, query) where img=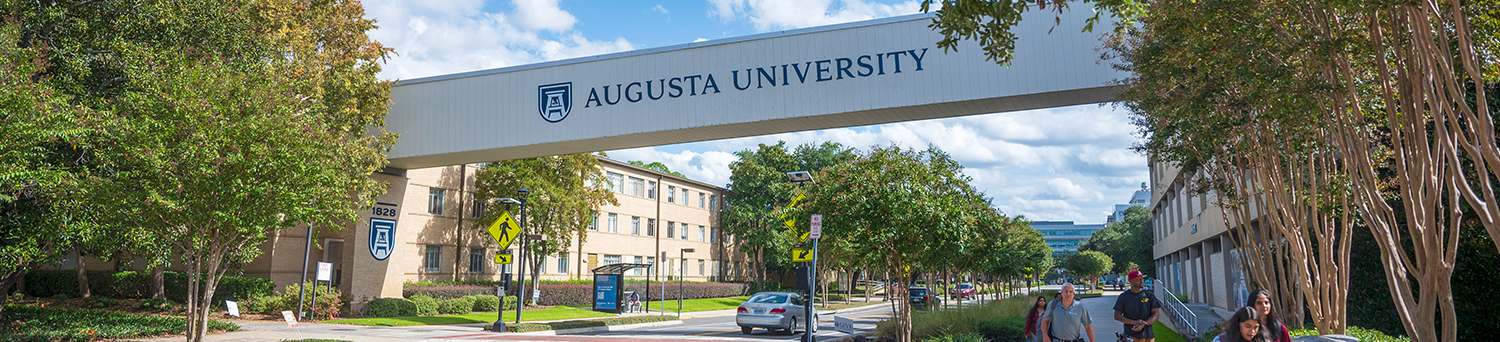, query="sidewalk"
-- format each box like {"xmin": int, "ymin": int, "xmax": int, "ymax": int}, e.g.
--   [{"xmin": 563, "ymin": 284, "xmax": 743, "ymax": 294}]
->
[{"xmin": 620, "ymin": 295, "xmax": 892, "ymax": 319}]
